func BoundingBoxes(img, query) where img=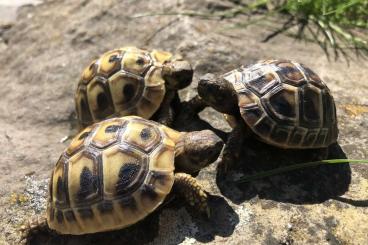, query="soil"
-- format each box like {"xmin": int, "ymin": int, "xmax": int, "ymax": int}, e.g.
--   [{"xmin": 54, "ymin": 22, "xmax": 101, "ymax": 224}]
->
[{"xmin": 0, "ymin": 0, "xmax": 367, "ymax": 244}]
